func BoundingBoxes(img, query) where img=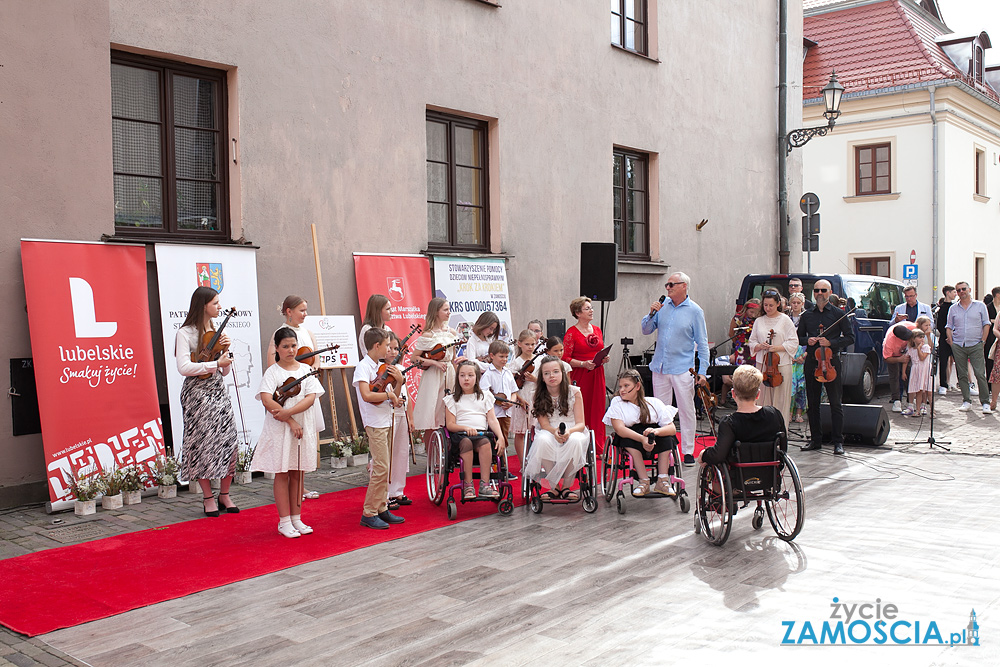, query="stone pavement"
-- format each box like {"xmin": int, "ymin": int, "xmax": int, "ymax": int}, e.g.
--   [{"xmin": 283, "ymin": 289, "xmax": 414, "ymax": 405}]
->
[{"xmin": 0, "ymin": 387, "xmax": 995, "ymax": 665}]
